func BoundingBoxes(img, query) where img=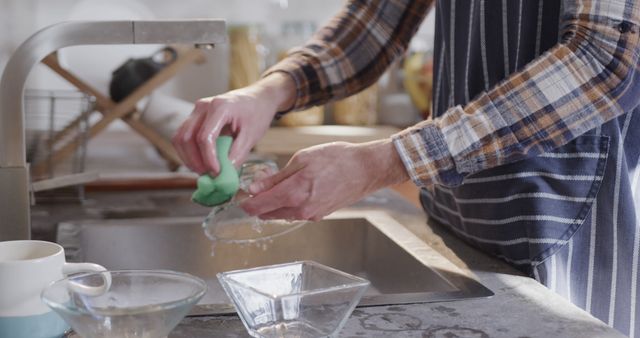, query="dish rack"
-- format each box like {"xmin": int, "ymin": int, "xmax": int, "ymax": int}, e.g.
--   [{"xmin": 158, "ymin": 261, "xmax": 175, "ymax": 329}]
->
[{"xmin": 25, "ymin": 89, "xmax": 95, "ymax": 201}]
